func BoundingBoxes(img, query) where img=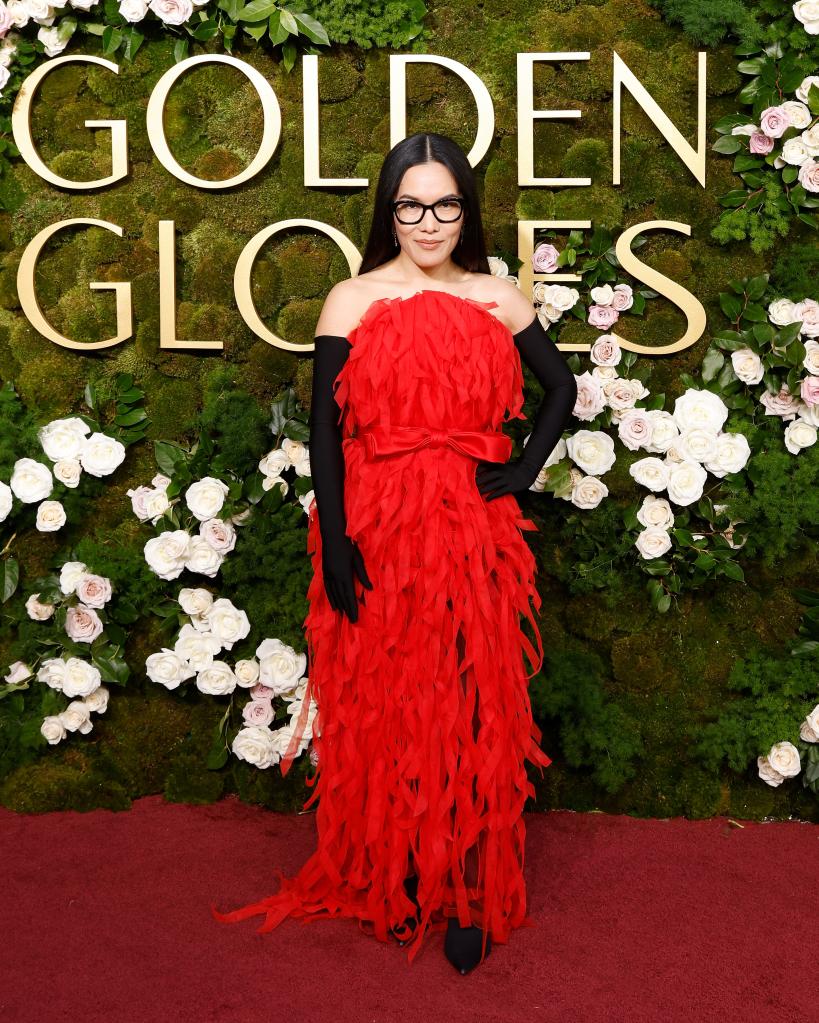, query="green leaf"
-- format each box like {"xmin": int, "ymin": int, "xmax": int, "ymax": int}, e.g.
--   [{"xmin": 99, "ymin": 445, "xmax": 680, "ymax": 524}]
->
[
  {"xmin": 781, "ymin": 165, "xmax": 798, "ymax": 184},
  {"xmin": 292, "ymin": 10, "xmax": 329, "ymax": 44},
  {"xmin": 279, "ymin": 7, "xmax": 298, "ymax": 33},
  {"xmin": 719, "ymin": 292, "xmax": 743, "ymax": 320},
  {"xmin": 712, "ymin": 136, "xmax": 742, "ymax": 155},
  {"xmin": 752, "ymin": 322, "xmax": 774, "ymax": 344},
  {"xmin": 701, "ymin": 348, "xmax": 725, "ymax": 382},
  {"xmin": 237, "ymin": 0, "xmax": 278, "ymax": 21},
  {"xmin": 721, "ymin": 560, "xmax": 745, "ymax": 582},
  {"xmin": 2, "ymin": 557, "xmax": 19, "ymax": 602},
  {"xmin": 745, "ymin": 273, "xmax": 769, "ymax": 300}
]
